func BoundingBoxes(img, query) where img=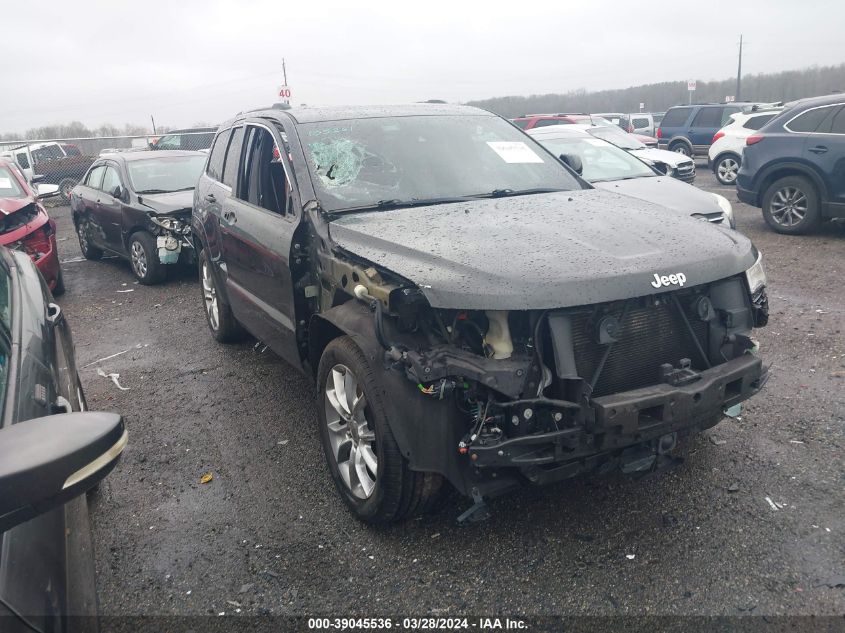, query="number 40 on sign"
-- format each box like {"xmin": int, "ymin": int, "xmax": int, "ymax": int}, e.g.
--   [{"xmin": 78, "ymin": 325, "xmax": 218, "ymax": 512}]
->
[{"xmin": 278, "ymin": 85, "xmax": 291, "ymax": 99}]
